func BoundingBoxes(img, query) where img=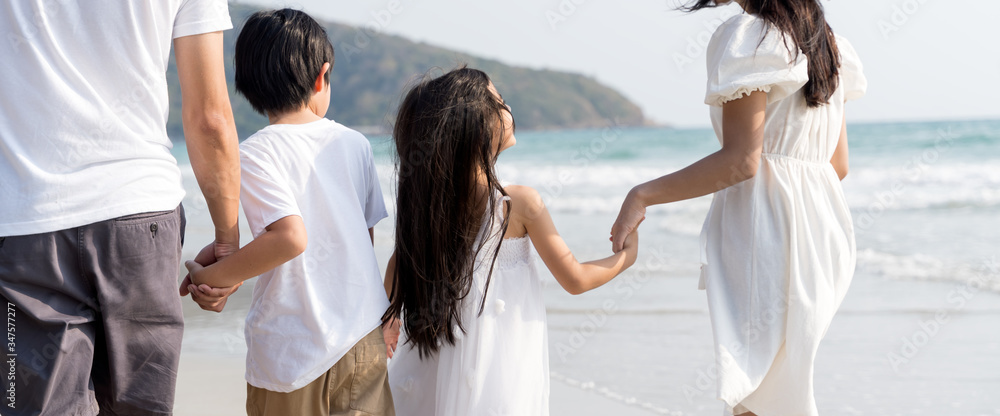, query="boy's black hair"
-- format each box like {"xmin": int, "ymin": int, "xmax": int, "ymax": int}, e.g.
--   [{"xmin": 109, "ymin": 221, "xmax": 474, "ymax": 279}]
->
[{"xmin": 234, "ymin": 9, "xmax": 335, "ymax": 116}]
